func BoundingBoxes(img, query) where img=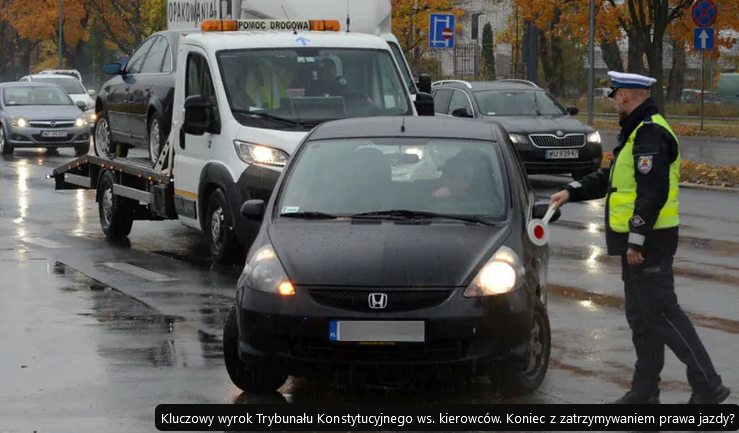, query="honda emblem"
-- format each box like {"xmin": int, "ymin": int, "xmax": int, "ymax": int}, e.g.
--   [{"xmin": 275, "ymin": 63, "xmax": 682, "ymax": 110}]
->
[{"xmin": 368, "ymin": 293, "xmax": 388, "ymax": 309}]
